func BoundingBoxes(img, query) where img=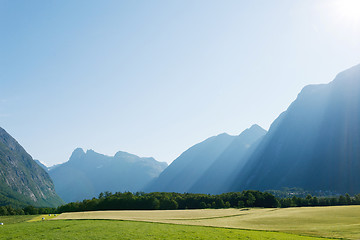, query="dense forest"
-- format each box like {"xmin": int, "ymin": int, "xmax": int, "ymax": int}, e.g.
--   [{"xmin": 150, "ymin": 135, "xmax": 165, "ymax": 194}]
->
[
  {"xmin": 0, "ymin": 205, "xmax": 55, "ymax": 216},
  {"xmin": 2, "ymin": 190, "xmax": 360, "ymax": 216}
]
